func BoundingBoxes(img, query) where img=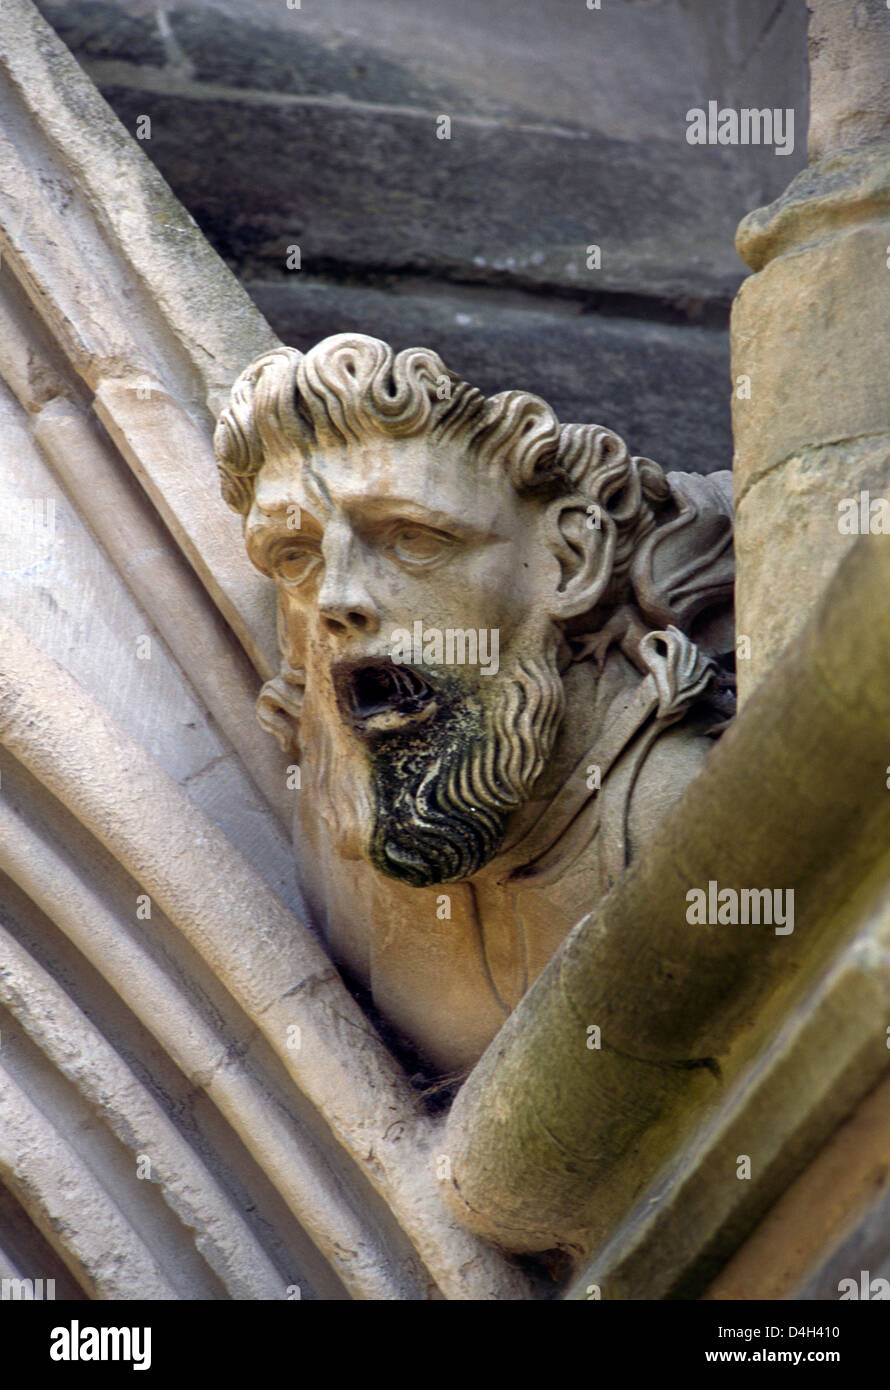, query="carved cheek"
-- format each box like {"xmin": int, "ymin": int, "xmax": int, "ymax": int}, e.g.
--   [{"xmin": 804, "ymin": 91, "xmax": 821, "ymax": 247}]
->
[
  {"xmin": 465, "ymin": 549, "xmax": 531, "ymax": 637},
  {"xmin": 277, "ymin": 590, "xmax": 308, "ymax": 669}
]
